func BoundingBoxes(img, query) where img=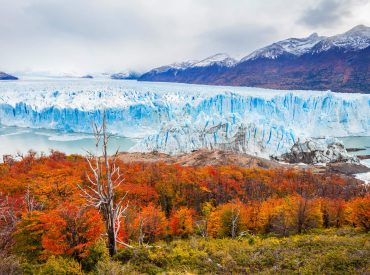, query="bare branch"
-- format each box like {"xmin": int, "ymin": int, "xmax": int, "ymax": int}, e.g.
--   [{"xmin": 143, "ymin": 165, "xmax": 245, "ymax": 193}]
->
[
  {"xmin": 78, "ymin": 111, "xmax": 130, "ymax": 256},
  {"xmin": 116, "ymin": 239, "xmax": 133, "ymax": 249}
]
